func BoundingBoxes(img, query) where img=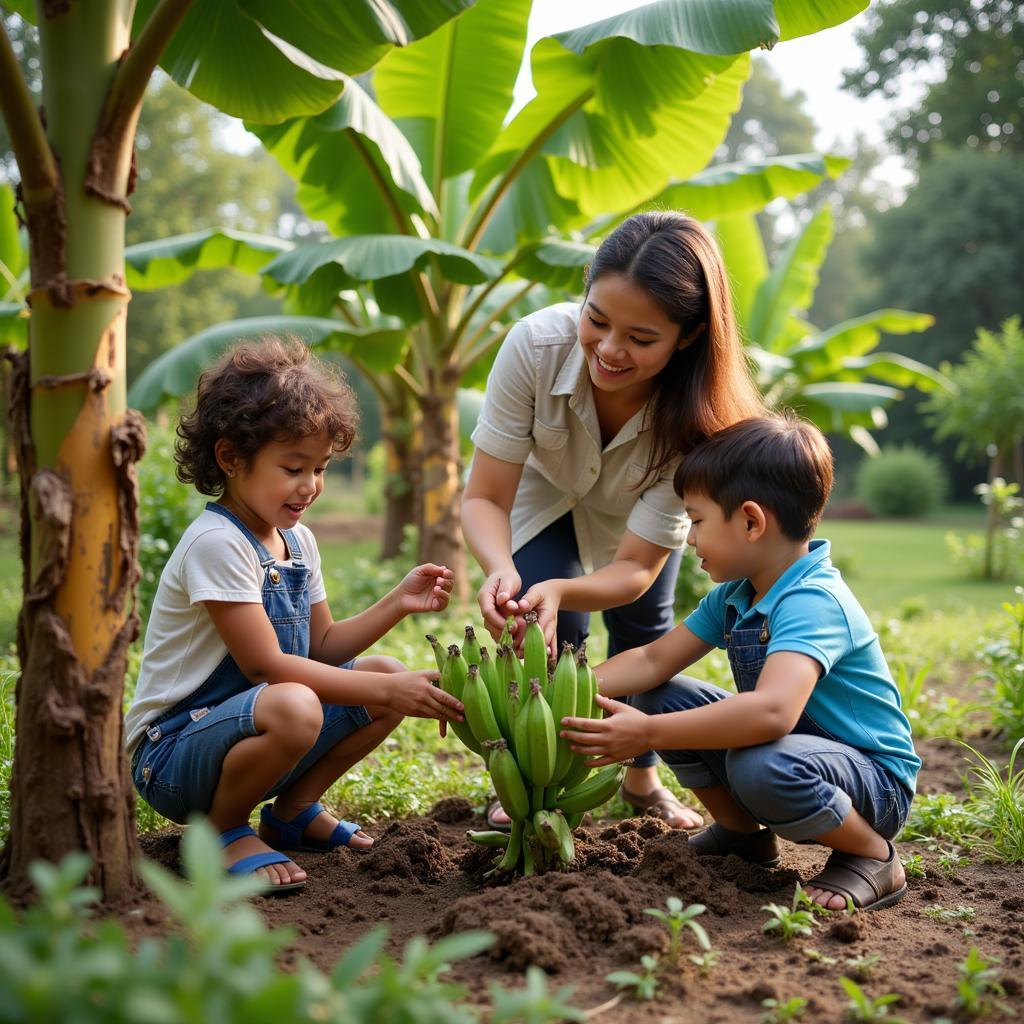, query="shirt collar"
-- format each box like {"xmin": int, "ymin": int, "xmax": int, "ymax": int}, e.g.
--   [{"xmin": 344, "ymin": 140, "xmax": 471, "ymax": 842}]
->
[
  {"xmin": 723, "ymin": 539, "xmax": 832, "ymax": 618},
  {"xmin": 553, "ymin": 336, "xmax": 585, "ymax": 397}
]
